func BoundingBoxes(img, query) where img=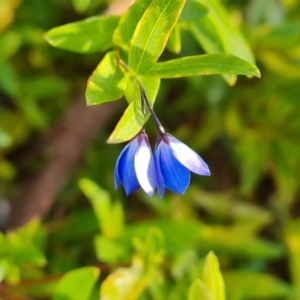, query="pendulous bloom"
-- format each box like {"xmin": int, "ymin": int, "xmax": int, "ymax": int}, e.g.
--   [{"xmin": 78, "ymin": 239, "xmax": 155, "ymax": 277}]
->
[
  {"xmin": 154, "ymin": 134, "xmax": 210, "ymax": 197},
  {"xmin": 113, "ymin": 80, "xmax": 211, "ymax": 197},
  {"xmin": 114, "ymin": 131, "xmax": 157, "ymax": 196}
]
